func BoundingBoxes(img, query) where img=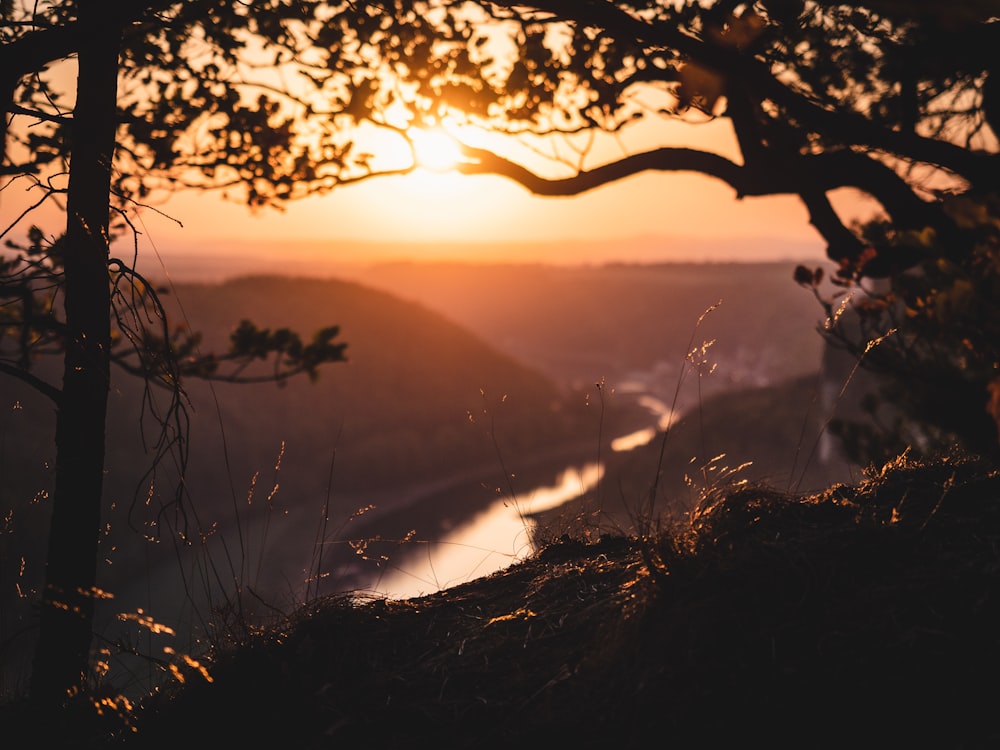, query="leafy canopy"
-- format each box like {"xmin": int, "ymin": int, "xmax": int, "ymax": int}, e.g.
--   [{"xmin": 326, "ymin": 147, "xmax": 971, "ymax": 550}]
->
[
  {"xmin": 4, "ymin": 0, "xmax": 999, "ymax": 447},
  {"xmin": 8, "ymin": 1, "xmax": 998, "ymax": 275}
]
